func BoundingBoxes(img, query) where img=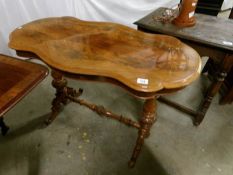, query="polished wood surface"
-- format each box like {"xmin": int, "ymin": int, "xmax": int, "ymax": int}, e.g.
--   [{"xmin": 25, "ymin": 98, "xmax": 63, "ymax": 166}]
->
[
  {"xmin": 8, "ymin": 17, "xmax": 201, "ymax": 167},
  {"xmin": 15, "ymin": 51, "xmax": 188, "ymax": 99},
  {"xmin": 135, "ymin": 7, "xmax": 233, "ymax": 125},
  {"xmin": 195, "ymin": 6, "xmax": 233, "ymax": 105},
  {"xmin": 129, "ymin": 97, "xmax": 157, "ymax": 168},
  {"xmin": 9, "ymin": 17, "xmax": 201, "ymax": 93},
  {"xmin": 135, "ymin": 7, "xmax": 233, "ymax": 52},
  {"xmin": 0, "ymin": 54, "xmax": 48, "ymax": 116},
  {"xmin": 173, "ymin": 0, "xmax": 198, "ymax": 27}
]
